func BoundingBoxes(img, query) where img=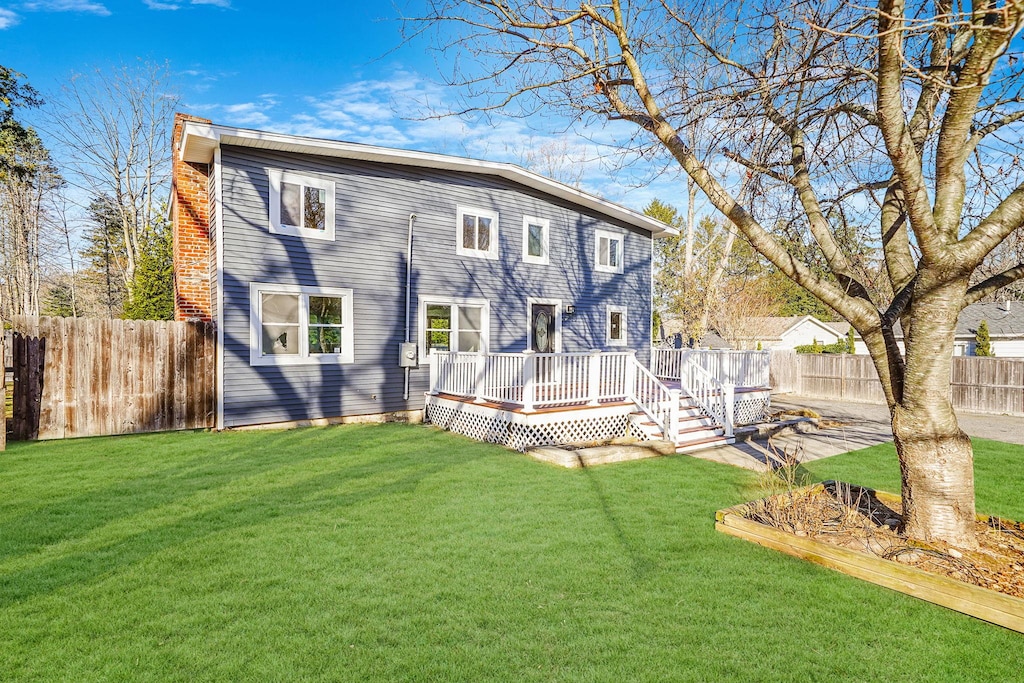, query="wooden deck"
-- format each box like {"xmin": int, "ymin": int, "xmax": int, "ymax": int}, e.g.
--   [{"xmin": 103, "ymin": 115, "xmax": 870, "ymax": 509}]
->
[{"xmin": 431, "ymin": 392, "xmax": 634, "ymax": 414}]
